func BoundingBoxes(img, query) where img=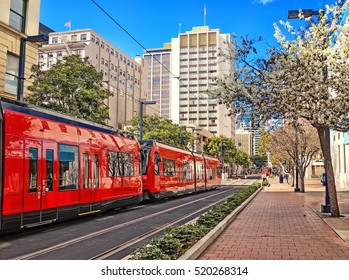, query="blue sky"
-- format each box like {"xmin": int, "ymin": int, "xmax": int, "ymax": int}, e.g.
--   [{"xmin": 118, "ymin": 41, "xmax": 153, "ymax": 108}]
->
[{"xmin": 40, "ymin": 0, "xmax": 335, "ymax": 58}]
